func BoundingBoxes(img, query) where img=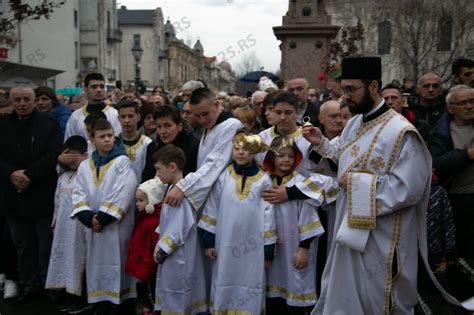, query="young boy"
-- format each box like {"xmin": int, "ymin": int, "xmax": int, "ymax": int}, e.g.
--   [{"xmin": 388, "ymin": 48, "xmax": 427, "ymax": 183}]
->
[
  {"xmin": 198, "ymin": 130, "xmax": 276, "ymax": 314},
  {"xmin": 263, "ymin": 136, "xmax": 325, "ymax": 314},
  {"xmin": 117, "ymin": 98, "xmax": 152, "ymax": 183},
  {"xmin": 72, "ymin": 119, "xmax": 138, "ymax": 312},
  {"xmin": 45, "ymin": 136, "xmax": 90, "ymax": 313},
  {"xmin": 152, "ymin": 145, "xmax": 208, "ymax": 314}
]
